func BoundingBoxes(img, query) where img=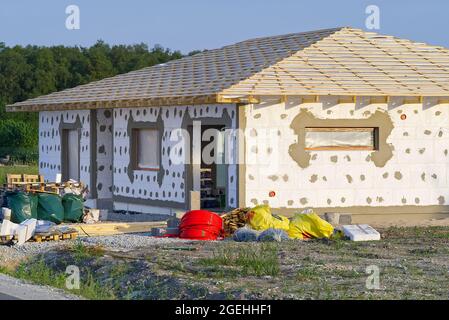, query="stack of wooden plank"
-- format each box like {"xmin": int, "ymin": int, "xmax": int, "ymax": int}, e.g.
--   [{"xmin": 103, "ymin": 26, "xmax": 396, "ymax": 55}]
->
[
  {"xmin": 70, "ymin": 221, "xmax": 167, "ymax": 237},
  {"xmin": 1, "ymin": 174, "xmax": 86, "ymax": 195},
  {"xmin": 221, "ymin": 208, "xmax": 250, "ymax": 237}
]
